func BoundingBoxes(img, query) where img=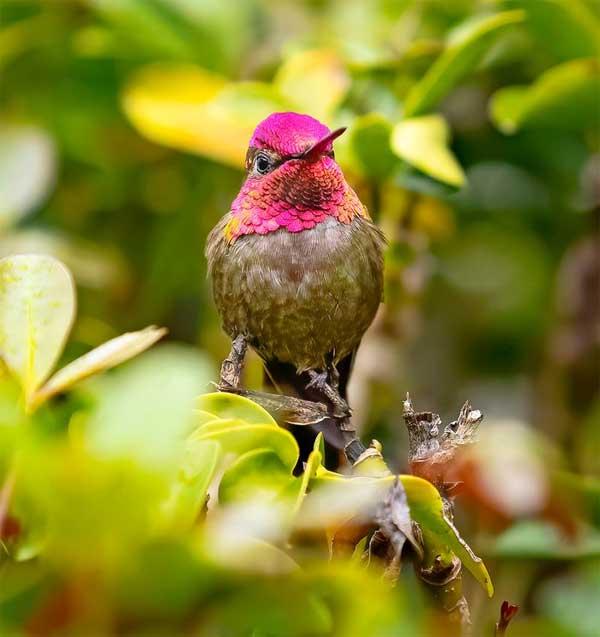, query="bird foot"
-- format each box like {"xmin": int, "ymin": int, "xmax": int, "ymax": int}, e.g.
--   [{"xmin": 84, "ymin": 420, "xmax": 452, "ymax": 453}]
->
[
  {"xmin": 219, "ymin": 334, "xmax": 248, "ymax": 389},
  {"xmin": 306, "ymin": 369, "xmax": 351, "ymax": 419}
]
